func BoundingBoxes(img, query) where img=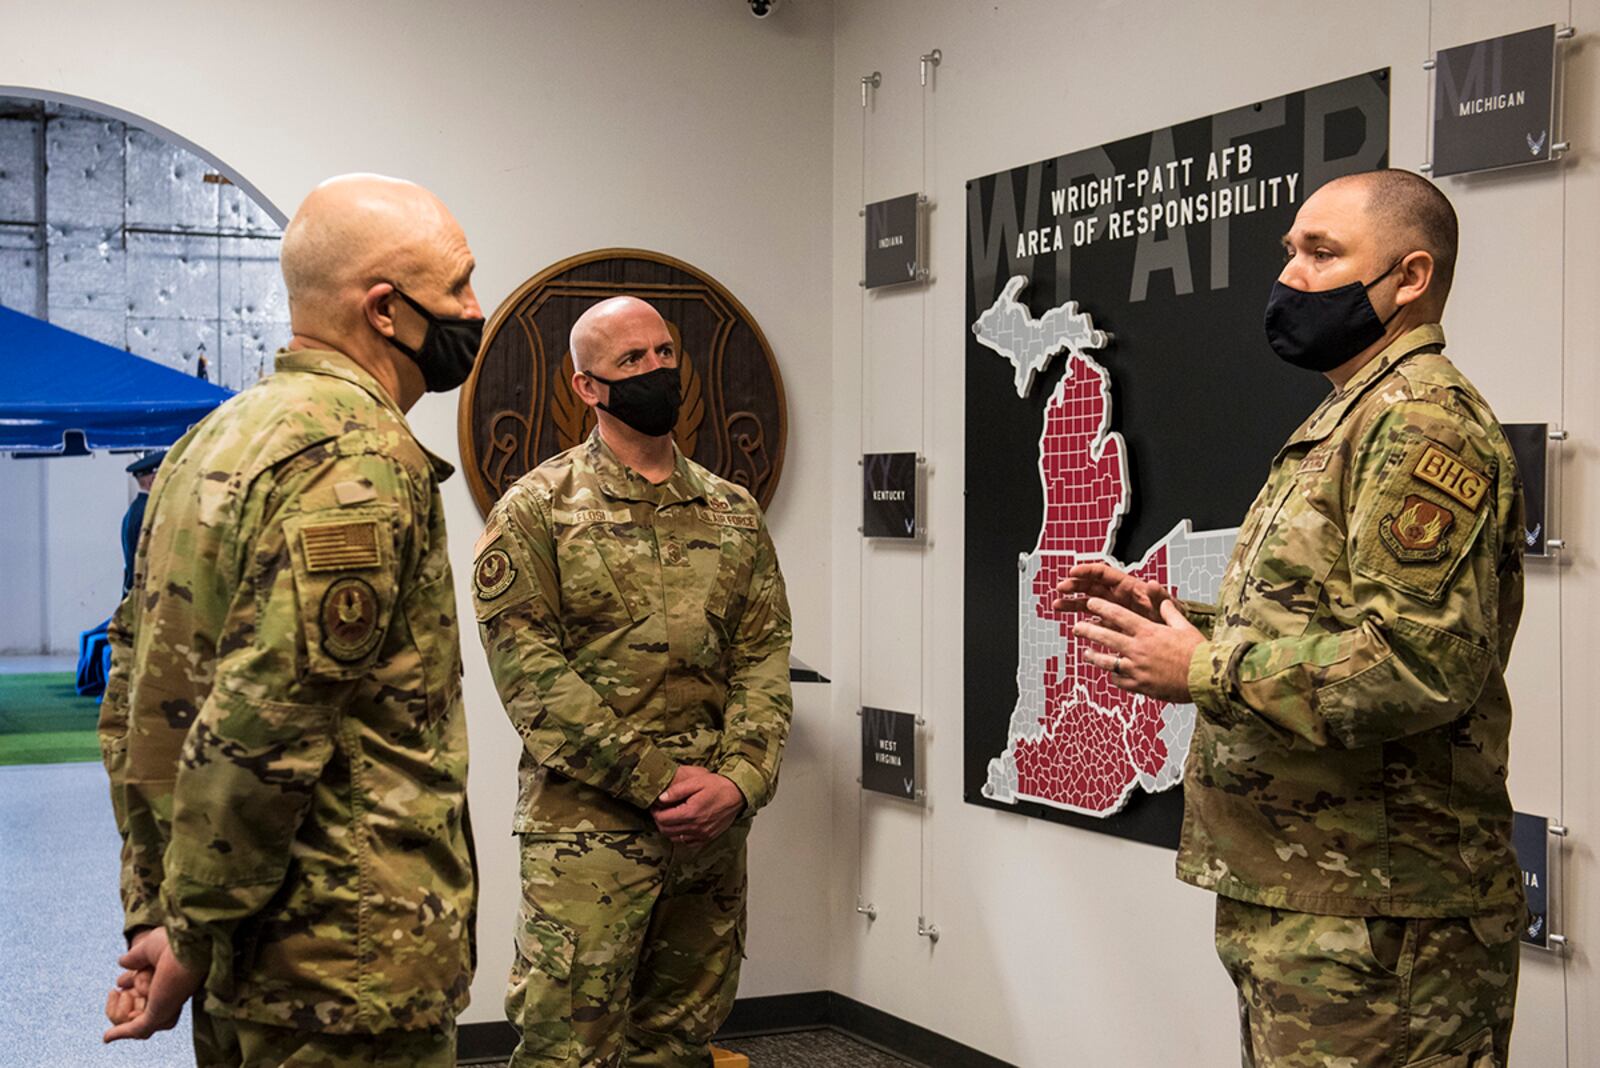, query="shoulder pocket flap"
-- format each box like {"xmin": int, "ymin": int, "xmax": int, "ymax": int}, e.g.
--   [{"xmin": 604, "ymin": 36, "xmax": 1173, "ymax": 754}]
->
[
  {"xmin": 472, "ymin": 526, "xmax": 538, "ymax": 622},
  {"xmin": 1352, "ymin": 436, "xmax": 1491, "ymax": 604},
  {"xmin": 283, "ymin": 506, "xmax": 399, "ymax": 678}
]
